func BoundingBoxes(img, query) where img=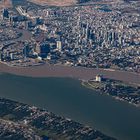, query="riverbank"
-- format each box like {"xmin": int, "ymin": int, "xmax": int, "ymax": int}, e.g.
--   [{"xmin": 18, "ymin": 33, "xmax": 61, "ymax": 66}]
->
[
  {"xmin": 81, "ymin": 79, "xmax": 140, "ymax": 108},
  {"xmin": 0, "ymin": 62, "xmax": 140, "ymax": 85},
  {"xmin": 0, "ymin": 97, "xmax": 116, "ymax": 140}
]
